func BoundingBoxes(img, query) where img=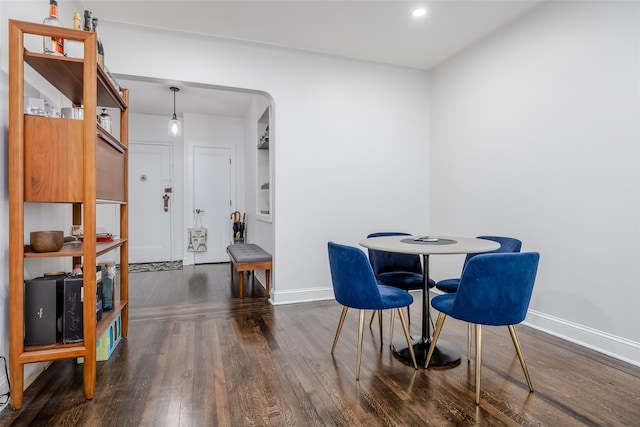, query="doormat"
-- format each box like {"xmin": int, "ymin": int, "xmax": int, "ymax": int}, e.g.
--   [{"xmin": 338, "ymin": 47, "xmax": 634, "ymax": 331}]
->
[{"xmin": 125, "ymin": 261, "xmax": 183, "ymax": 273}]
